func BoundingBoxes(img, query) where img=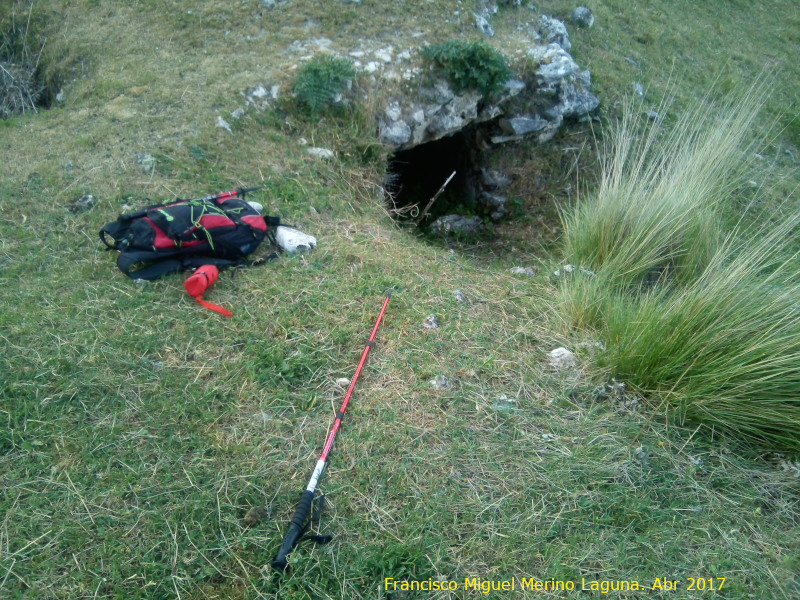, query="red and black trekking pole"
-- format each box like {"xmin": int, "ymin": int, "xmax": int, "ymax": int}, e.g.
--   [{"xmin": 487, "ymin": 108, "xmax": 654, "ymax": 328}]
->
[
  {"xmin": 200, "ymin": 185, "xmax": 266, "ymax": 203},
  {"xmin": 272, "ymin": 291, "xmax": 392, "ymax": 571}
]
